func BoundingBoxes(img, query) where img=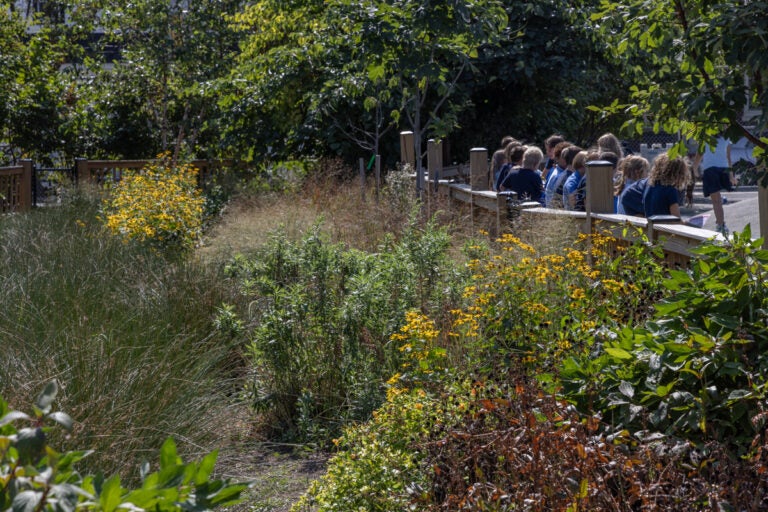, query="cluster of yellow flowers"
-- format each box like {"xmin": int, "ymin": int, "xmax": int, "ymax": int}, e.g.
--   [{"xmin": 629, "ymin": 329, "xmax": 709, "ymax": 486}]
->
[{"xmin": 102, "ymin": 156, "xmax": 205, "ymax": 253}]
